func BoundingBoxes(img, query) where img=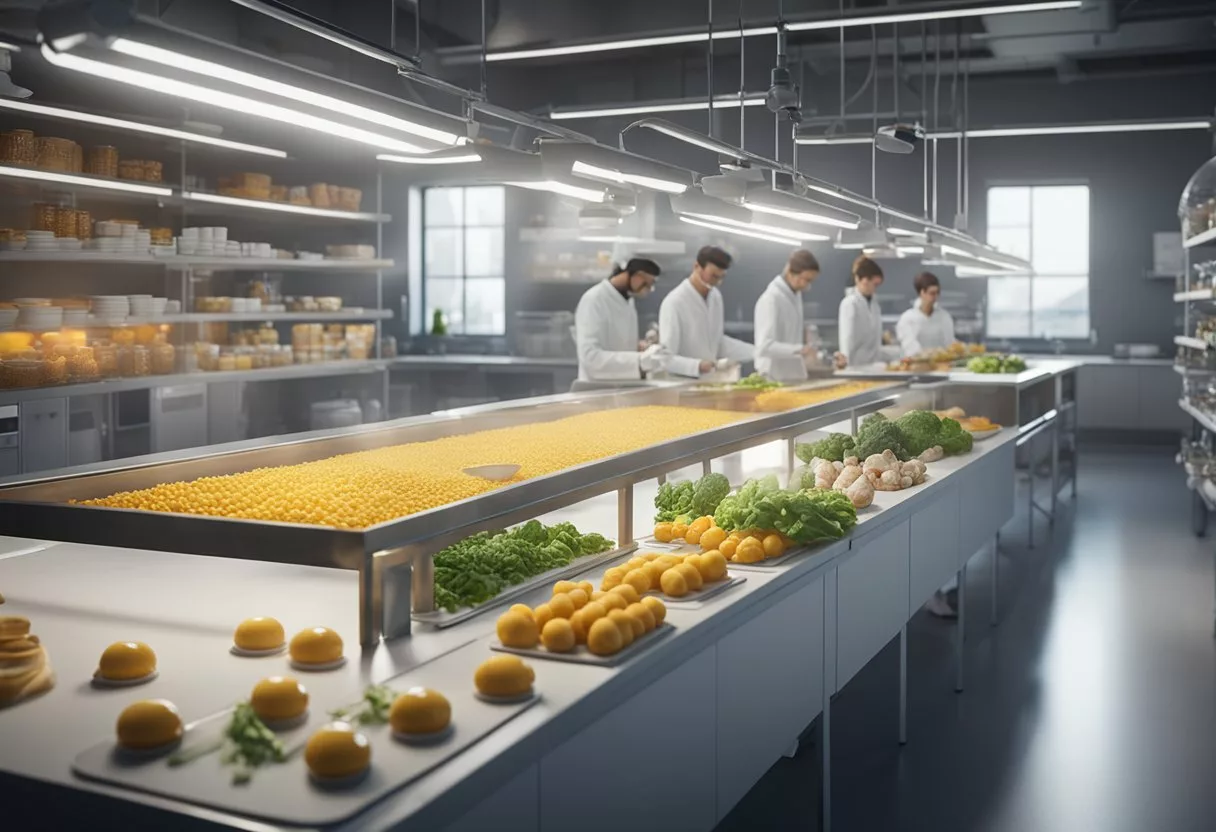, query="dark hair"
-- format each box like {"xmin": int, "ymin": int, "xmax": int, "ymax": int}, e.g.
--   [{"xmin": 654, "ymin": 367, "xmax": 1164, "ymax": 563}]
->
[
  {"xmin": 613, "ymin": 257, "xmax": 661, "ymax": 279},
  {"xmin": 696, "ymin": 245, "xmax": 732, "ymax": 270},
  {"xmin": 788, "ymin": 249, "xmax": 820, "ymax": 274},
  {"xmin": 913, "ymin": 271, "xmax": 940, "ymax": 294},
  {"xmin": 852, "ymin": 255, "xmax": 884, "ymax": 281}
]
